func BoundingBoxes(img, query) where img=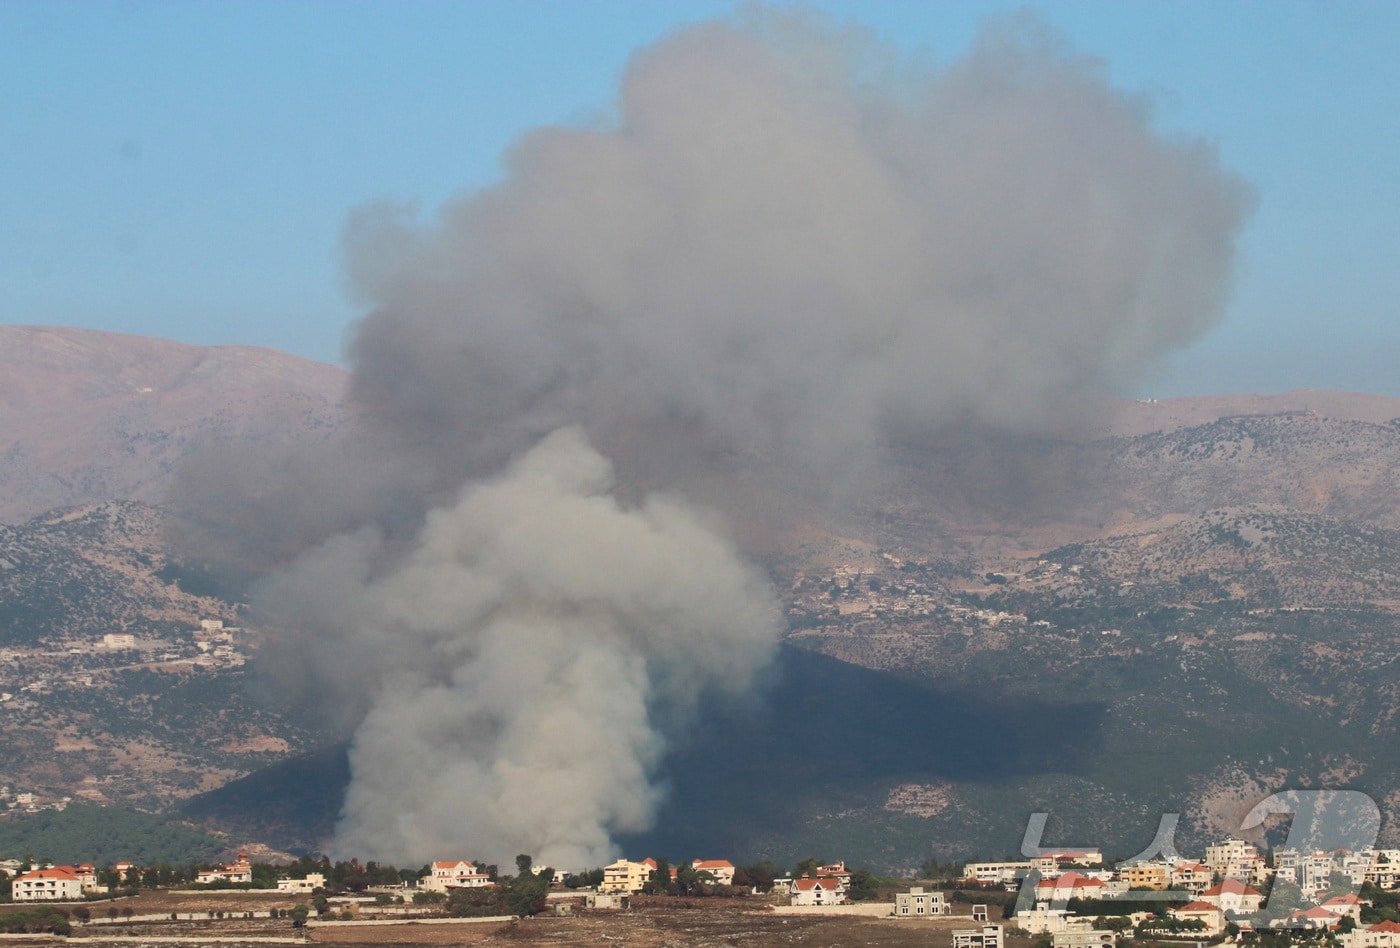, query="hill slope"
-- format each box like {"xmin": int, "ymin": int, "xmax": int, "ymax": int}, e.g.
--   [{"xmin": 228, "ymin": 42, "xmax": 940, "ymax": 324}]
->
[
  {"xmin": 6, "ymin": 328, "xmax": 1400, "ymax": 868},
  {"xmin": 0, "ymin": 325, "xmax": 348, "ymax": 525}
]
